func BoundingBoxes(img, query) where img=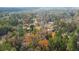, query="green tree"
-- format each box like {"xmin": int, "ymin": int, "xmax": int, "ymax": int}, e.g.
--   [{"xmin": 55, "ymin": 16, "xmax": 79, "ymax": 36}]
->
[{"xmin": 67, "ymin": 32, "xmax": 77, "ymax": 51}]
